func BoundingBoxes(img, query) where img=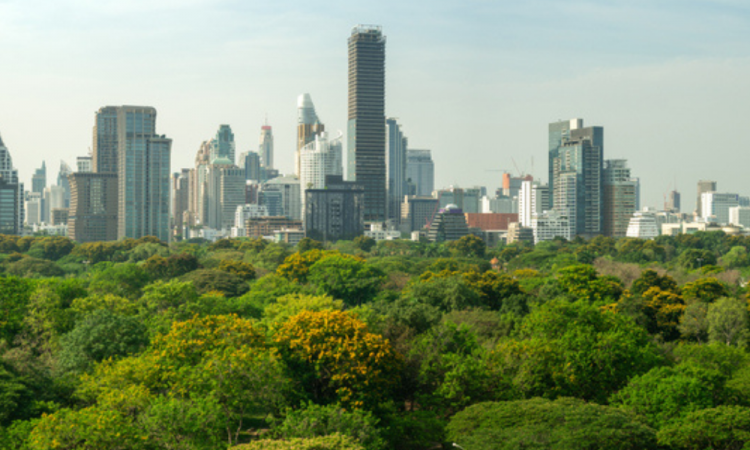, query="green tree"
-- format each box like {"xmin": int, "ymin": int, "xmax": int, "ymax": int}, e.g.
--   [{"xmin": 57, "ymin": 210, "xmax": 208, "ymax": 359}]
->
[
  {"xmin": 631, "ymin": 269, "xmax": 679, "ymax": 296},
  {"xmin": 677, "ymin": 248, "xmax": 717, "ymax": 270},
  {"xmin": 446, "ymin": 398, "xmax": 657, "ymax": 450},
  {"xmin": 0, "ymin": 277, "xmax": 35, "ymax": 344},
  {"xmin": 448, "ymin": 235, "xmax": 486, "ymax": 258},
  {"xmin": 556, "ymin": 264, "xmax": 623, "ymax": 303},
  {"xmin": 707, "ymin": 297, "xmax": 749, "ymax": 346},
  {"xmin": 657, "ymin": 405, "xmax": 750, "ymax": 450},
  {"xmin": 406, "ymin": 275, "xmax": 482, "ymax": 313},
  {"xmin": 353, "ymin": 235, "xmax": 377, "ymax": 253},
  {"xmin": 232, "ymin": 434, "xmax": 364, "ymax": 450},
  {"xmin": 272, "ymin": 403, "xmax": 385, "ymax": 450},
  {"xmin": 217, "ymin": 259, "xmax": 256, "ymax": 281},
  {"xmin": 494, "ymin": 300, "xmax": 663, "ymax": 403},
  {"xmin": 308, "ymin": 255, "xmax": 384, "ymax": 306},
  {"xmin": 682, "ymin": 277, "xmax": 728, "ymax": 303},
  {"xmin": 180, "ymin": 269, "xmax": 250, "ymax": 297},
  {"xmin": 610, "ymin": 363, "xmax": 729, "ymax": 428},
  {"xmin": 58, "ymin": 309, "xmax": 149, "ymax": 374}
]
